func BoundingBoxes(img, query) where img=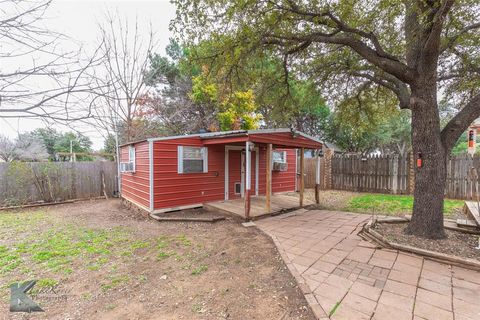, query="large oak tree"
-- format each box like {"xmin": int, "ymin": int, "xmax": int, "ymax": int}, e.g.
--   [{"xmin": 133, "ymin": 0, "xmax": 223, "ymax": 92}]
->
[{"xmin": 173, "ymin": 0, "xmax": 480, "ymax": 238}]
